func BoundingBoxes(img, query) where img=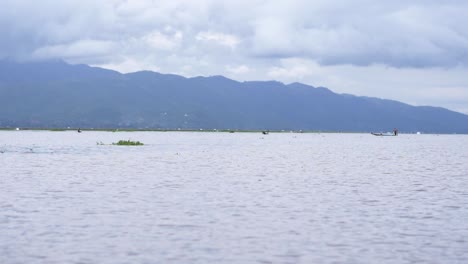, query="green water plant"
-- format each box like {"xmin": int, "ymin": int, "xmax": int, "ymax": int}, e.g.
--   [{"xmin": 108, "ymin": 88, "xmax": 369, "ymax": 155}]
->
[{"xmin": 112, "ymin": 139, "xmax": 144, "ymax": 146}]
